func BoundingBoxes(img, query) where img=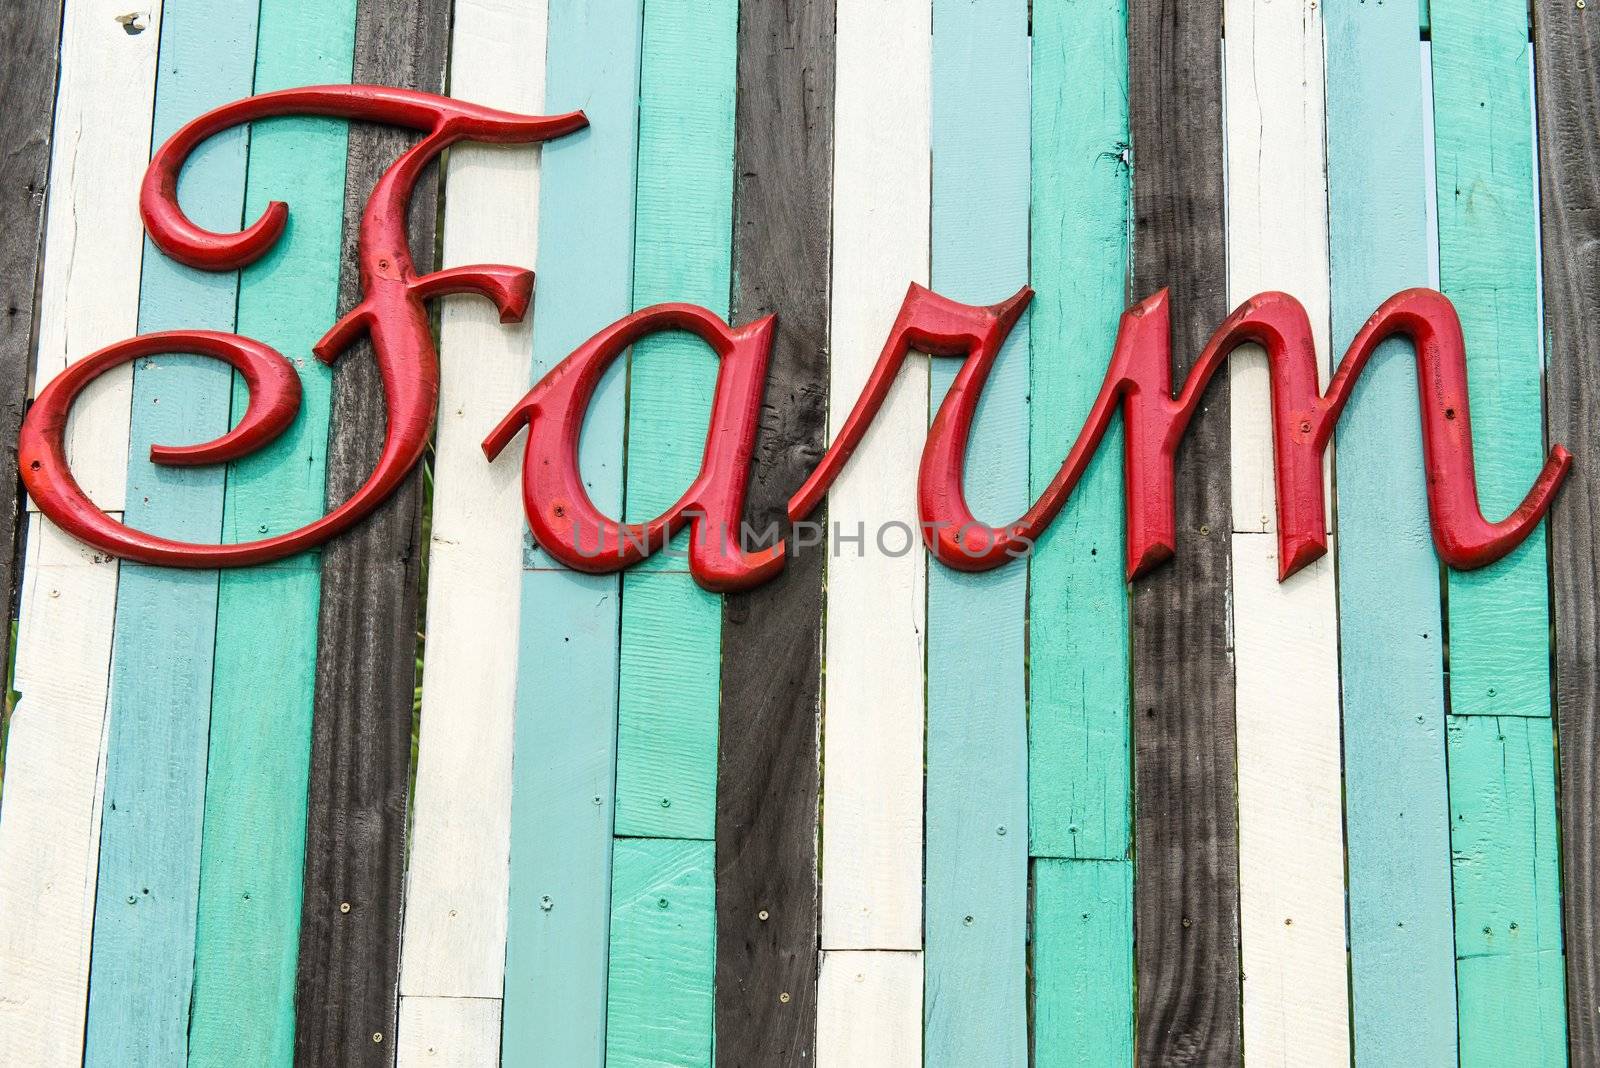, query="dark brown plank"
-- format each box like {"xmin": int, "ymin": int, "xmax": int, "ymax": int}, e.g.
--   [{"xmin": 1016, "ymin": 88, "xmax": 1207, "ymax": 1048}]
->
[
  {"xmin": 293, "ymin": 0, "xmax": 449, "ymax": 1063},
  {"xmin": 1126, "ymin": 2, "xmax": 1241, "ymax": 1063},
  {"xmin": 0, "ymin": 0, "xmax": 64, "ymax": 749},
  {"xmin": 1532, "ymin": 3, "xmax": 1600, "ymax": 1062},
  {"xmin": 714, "ymin": 0, "xmax": 833, "ymax": 1062}
]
